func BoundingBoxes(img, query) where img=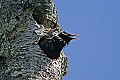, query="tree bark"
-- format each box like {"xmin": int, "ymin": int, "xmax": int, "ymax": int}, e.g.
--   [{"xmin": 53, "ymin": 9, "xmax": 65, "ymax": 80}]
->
[{"xmin": 0, "ymin": 0, "xmax": 68, "ymax": 80}]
